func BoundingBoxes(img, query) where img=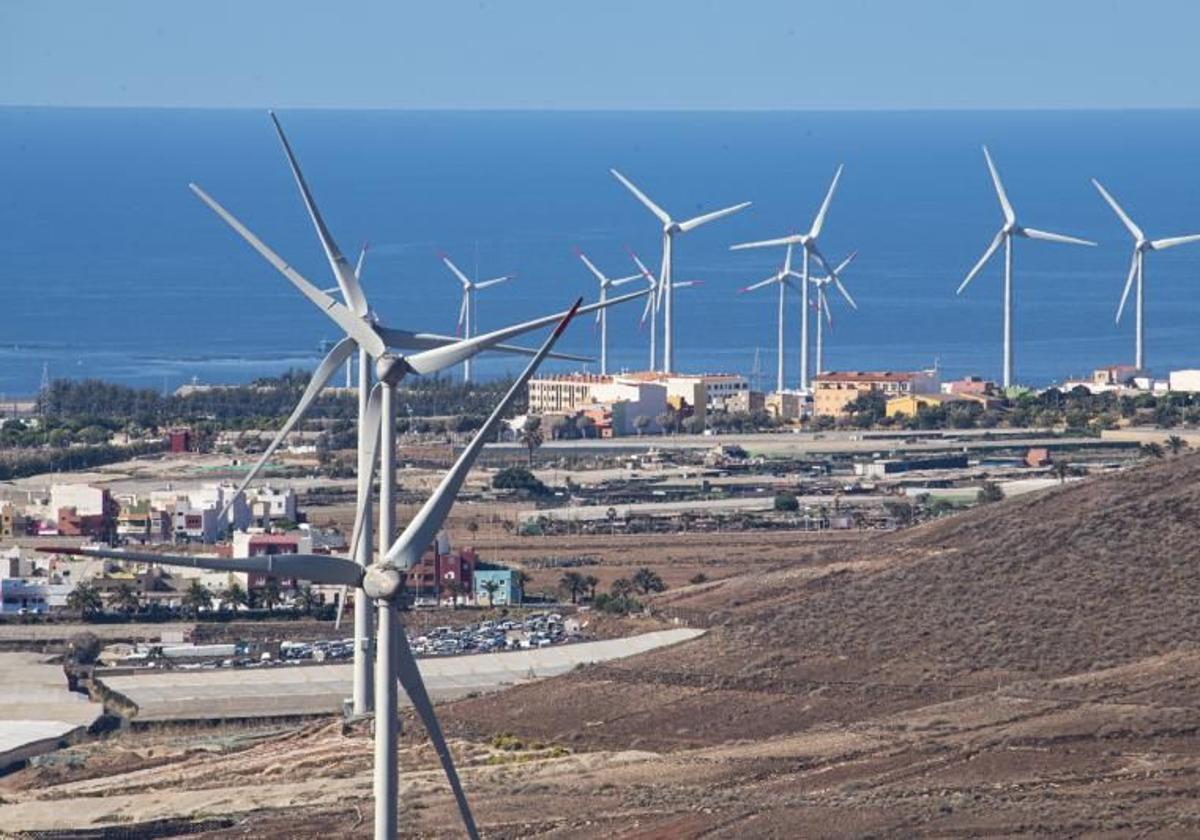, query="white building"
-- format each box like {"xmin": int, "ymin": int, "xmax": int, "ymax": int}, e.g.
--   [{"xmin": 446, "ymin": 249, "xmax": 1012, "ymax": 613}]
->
[
  {"xmin": 1169, "ymin": 370, "xmax": 1200, "ymax": 393},
  {"xmin": 0, "ymin": 577, "xmax": 74, "ymax": 615},
  {"xmin": 248, "ymin": 485, "xmax": 297, "ymax": 525},
  {"xmin": 50, "ymin": 484, "xmax": 108, "ymax": 517}
]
